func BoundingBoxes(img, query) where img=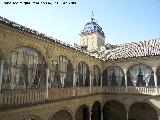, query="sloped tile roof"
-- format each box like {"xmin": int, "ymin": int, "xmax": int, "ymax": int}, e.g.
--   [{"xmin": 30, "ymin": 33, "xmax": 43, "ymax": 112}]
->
[{"xmin": 100, "ymin": 39, "xmax": 160, "ymax": 60}]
